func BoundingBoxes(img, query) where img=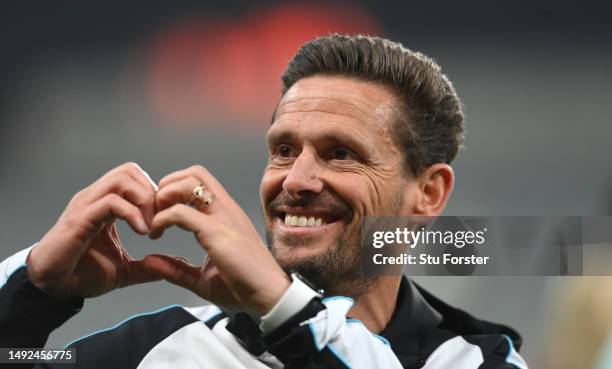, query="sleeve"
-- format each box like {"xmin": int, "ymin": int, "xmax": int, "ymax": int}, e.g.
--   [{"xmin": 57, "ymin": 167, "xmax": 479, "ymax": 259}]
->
[
  {"xmin": 416, "ymin": 334, "xmax": 528, "ymax": 369},
  {"xmin": 477, "ymin": 335, "xmax": 528, "ymax": 369},
  {"xmin": 0, "ymin": 246, "xmax": 84, "ymax": 349},
  {"xmin": 263, "ymin": 296, "xmax": 404, "ymax": 369}
]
